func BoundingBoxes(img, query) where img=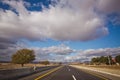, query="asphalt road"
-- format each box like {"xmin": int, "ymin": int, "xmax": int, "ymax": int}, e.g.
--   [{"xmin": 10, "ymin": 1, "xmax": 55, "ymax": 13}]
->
[
  {"xmin": 0, "ymin": 66, "xmax": 58, "ymax": 80},
  {"xmin": 14, "ymin": 65, "xmax": 120, "ymax": 80},
  {"xmin": 34, "ymin": 66, "xmax": 109, "ymax": 80}
]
